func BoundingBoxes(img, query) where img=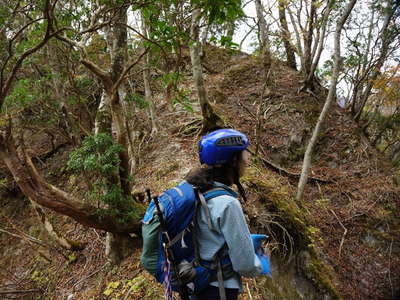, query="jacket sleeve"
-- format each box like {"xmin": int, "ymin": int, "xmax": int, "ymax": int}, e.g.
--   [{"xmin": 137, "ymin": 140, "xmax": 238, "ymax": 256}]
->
[{"xmin": 217, "ymin": 197, "xmax": 262, "ymax": 277}]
